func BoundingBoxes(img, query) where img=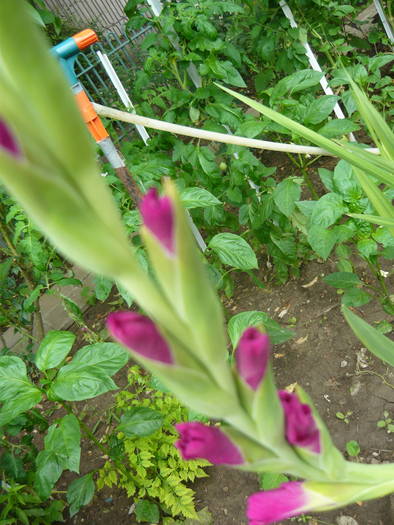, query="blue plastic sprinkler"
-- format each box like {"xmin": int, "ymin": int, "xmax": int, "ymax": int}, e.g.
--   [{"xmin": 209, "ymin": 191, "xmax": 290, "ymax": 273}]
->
[{"xmin": 51, "ymin": 29, "xmax": 141, "ymax": 204}]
